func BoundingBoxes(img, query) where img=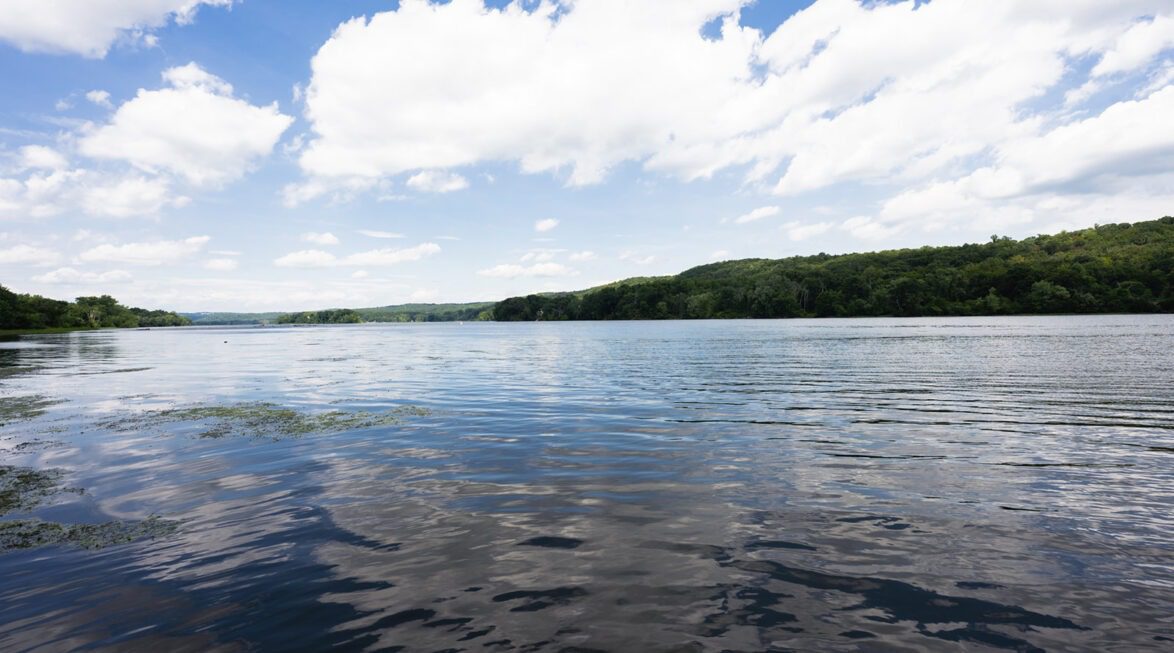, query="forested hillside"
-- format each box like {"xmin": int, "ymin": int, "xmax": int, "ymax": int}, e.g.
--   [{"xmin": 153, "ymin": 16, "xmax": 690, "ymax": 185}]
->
[
  {"xmin": 275, "ymin": 302, "xmax": 494, "ymax": 324},
  {"xmin": 493, "ymin": 217, "xmax": 1174, "ymax": 321},
  {"xmin": 0, "ymin": 287, "xmax": 191, "ymax": 330}
]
